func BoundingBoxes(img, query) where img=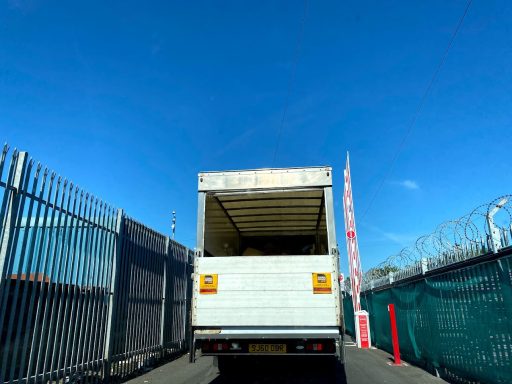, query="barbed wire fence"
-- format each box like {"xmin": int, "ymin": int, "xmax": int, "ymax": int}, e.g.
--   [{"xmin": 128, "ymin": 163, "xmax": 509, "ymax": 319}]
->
[{"xmin": 342, "ymin": 195, "xmax": 512, "ymax": 293}]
